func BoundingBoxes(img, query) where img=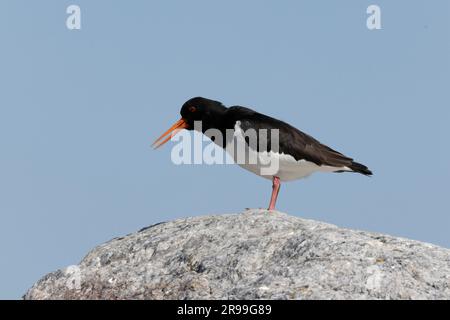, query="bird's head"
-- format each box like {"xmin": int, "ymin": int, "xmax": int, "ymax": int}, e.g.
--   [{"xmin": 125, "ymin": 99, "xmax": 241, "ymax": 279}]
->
[{"xmin": 152, "ymin": 97, "xmax": 226, "ymax": 149}]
